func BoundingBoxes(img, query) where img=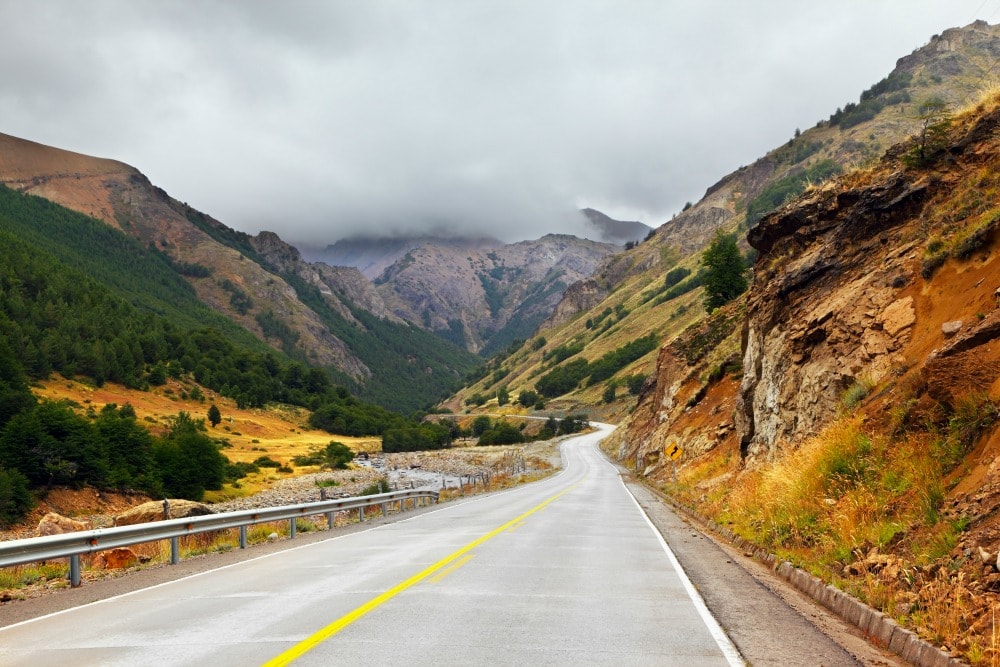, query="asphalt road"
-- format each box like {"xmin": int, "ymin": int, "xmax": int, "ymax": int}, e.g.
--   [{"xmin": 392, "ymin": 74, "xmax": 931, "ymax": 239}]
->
[{"xmin": 0, "ymin": 425, "xmax": 896, "ymax": 666}]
